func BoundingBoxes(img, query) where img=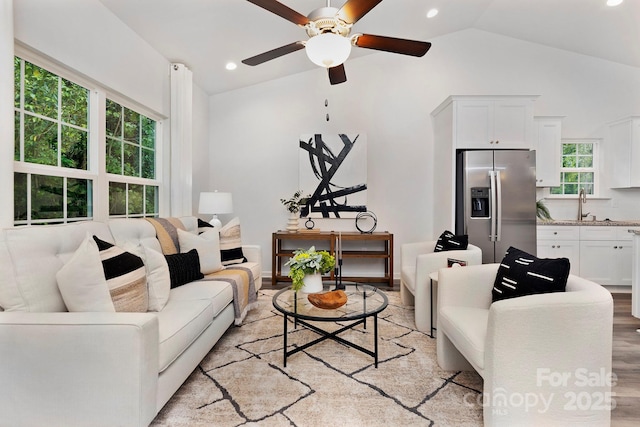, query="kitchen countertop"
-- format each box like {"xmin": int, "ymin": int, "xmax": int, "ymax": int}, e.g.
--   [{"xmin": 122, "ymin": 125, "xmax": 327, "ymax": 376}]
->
[{"xmin": 537, "ymin": 220, "xmax": 640, "ymax": 226}]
